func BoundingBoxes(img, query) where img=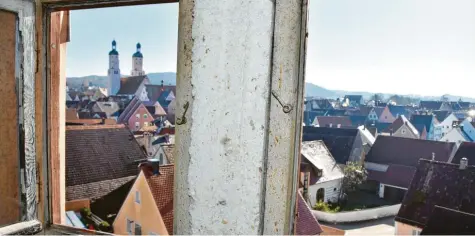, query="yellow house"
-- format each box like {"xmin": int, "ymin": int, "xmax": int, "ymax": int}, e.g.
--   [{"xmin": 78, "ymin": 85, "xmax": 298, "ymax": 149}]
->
[{"xmin": 113, "ymin": 163, "xmax": 174, "ymax": 235}]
